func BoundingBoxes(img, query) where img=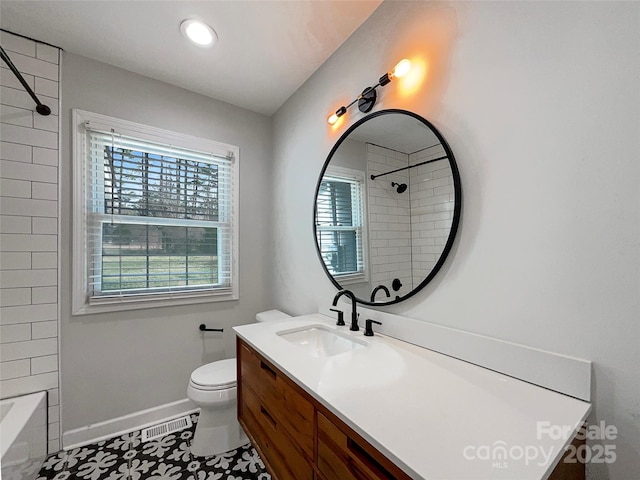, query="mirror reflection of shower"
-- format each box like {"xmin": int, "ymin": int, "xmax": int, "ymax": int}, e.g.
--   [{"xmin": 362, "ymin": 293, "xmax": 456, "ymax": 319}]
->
[{"xmin": 391, "ymin": 182, "xmax": 407, "ymax": 194}]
